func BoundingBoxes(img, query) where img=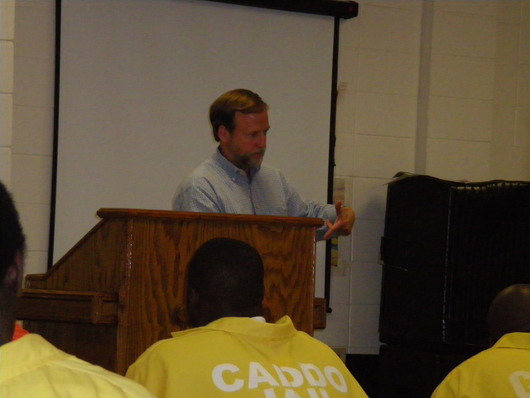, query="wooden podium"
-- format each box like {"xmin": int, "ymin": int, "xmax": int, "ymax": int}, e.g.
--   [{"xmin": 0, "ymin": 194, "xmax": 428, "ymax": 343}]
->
[{"xmin": 16, "ymin": 209, "xmax": 323, "ymax": 375}]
